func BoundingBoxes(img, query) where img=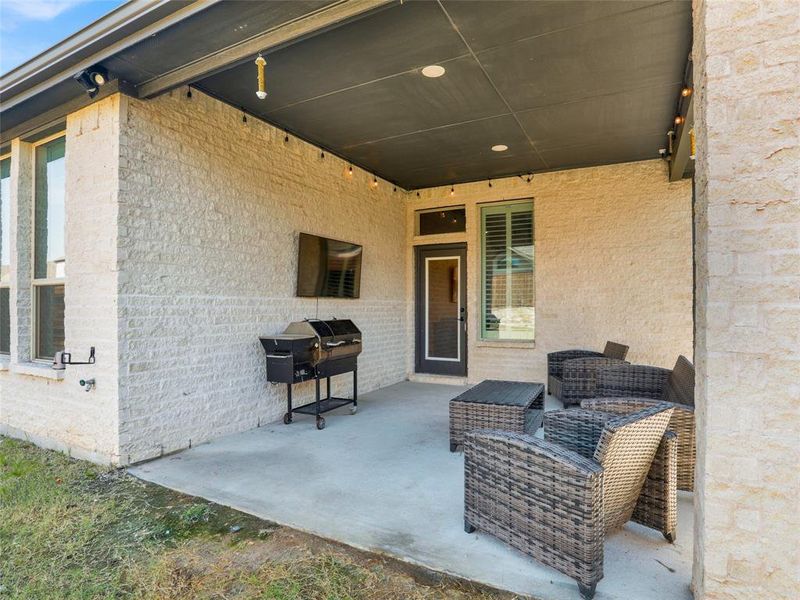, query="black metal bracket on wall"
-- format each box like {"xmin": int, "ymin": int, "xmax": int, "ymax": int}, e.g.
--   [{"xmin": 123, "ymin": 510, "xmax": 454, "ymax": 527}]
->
[{"xmin": 57, "ymin": 346, "xmax": 96, "ymax": 366}]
